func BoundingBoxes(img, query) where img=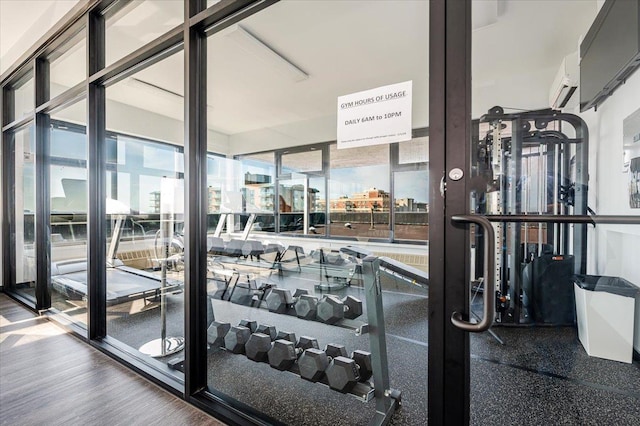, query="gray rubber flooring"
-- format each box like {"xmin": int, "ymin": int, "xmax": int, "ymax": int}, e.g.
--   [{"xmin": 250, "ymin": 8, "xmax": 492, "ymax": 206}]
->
[{"xmin": 50, "ymin": 265, "xmax": 640, "ymax": 425}]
